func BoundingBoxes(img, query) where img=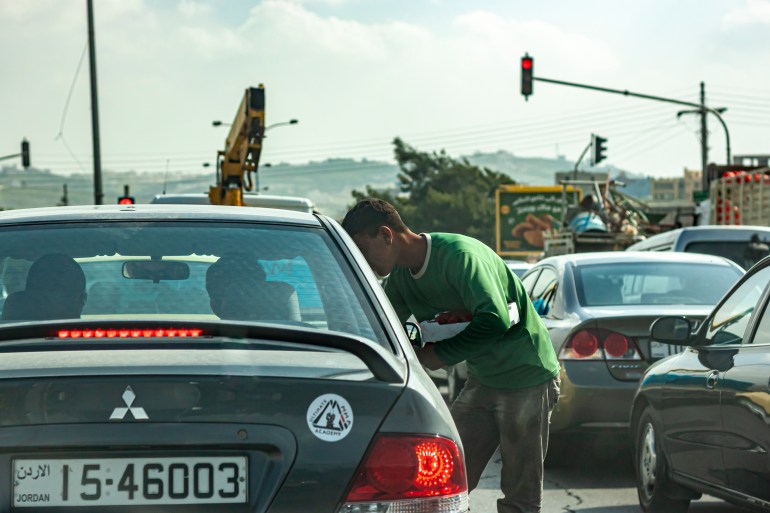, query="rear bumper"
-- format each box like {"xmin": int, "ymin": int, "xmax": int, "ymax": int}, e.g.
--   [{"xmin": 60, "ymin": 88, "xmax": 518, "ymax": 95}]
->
[{"xmin": 551, "ymin": 360, "xmax": 639, "ymax": 434}]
